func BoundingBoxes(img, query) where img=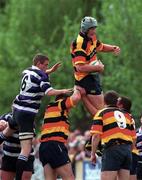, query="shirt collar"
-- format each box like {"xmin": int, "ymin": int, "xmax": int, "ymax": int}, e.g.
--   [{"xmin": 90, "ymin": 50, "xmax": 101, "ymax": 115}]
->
[
  {"xmin": 79, "ymin": 31, "xmax": 90, "ymax": 40},
  {"xmin": 32, "ymin": 65, "xmax": 40, "ymax": 70}
]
